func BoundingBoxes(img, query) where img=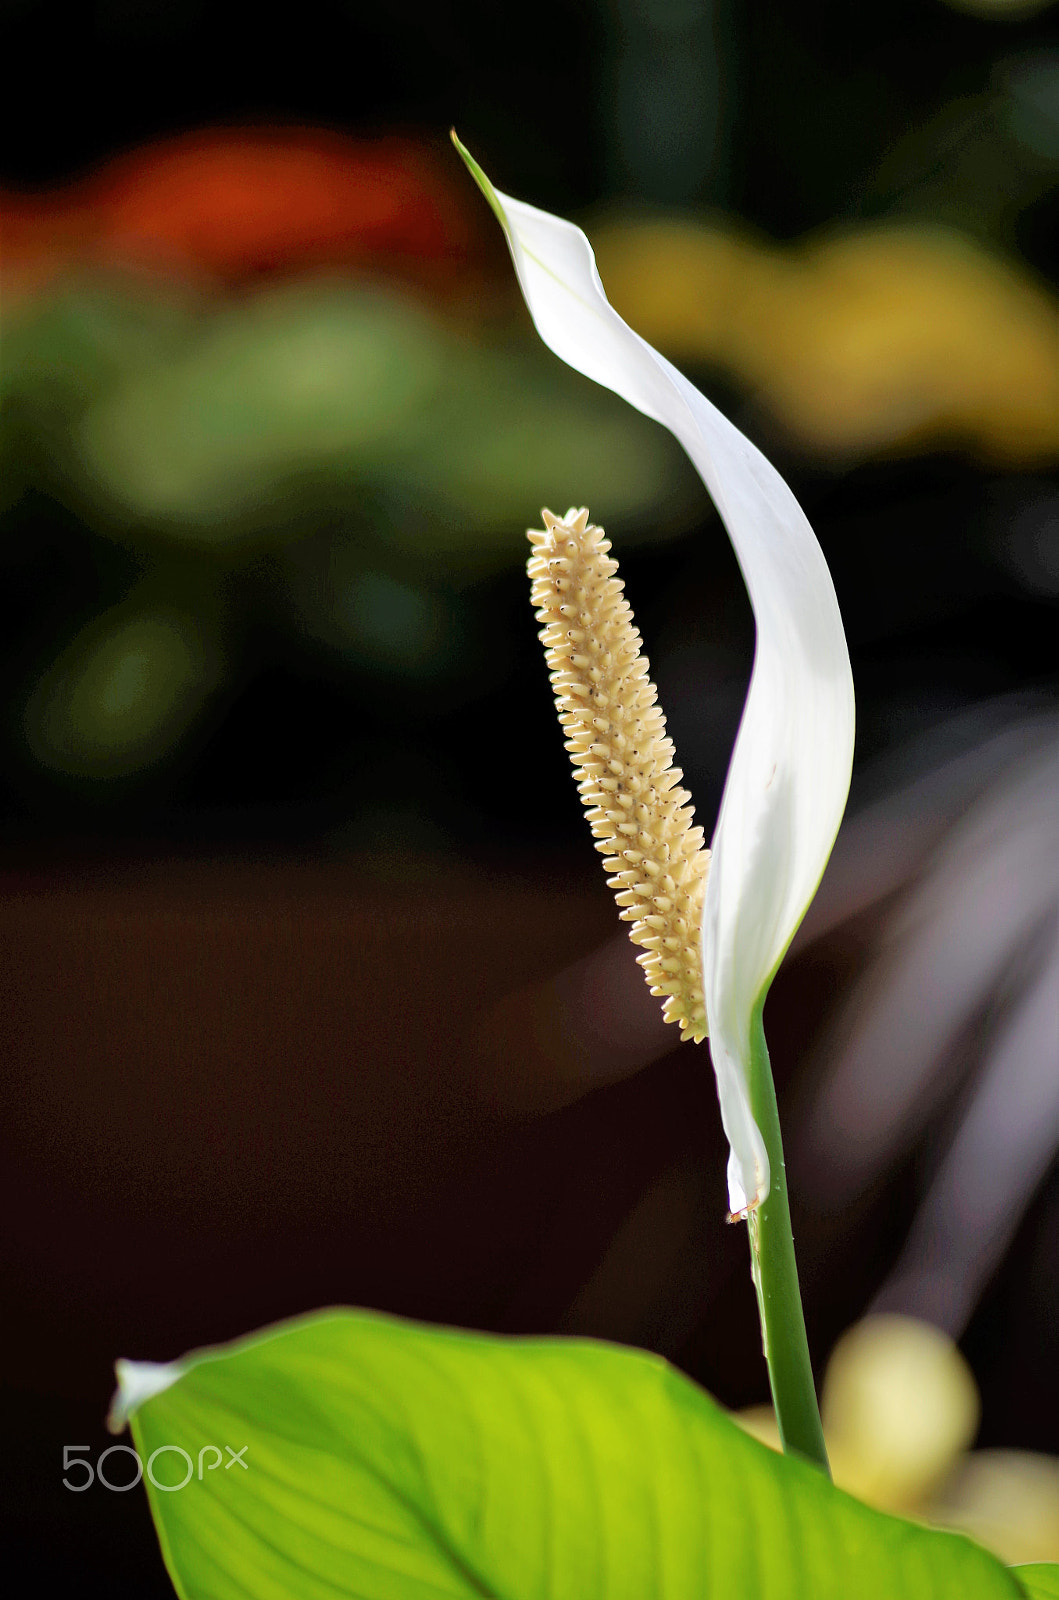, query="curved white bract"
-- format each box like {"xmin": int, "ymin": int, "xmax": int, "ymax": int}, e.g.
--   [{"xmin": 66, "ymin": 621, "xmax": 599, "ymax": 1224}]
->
[{"xmin": 455, "ymin": 139, "xmax": 855, "ymax": 1213}]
